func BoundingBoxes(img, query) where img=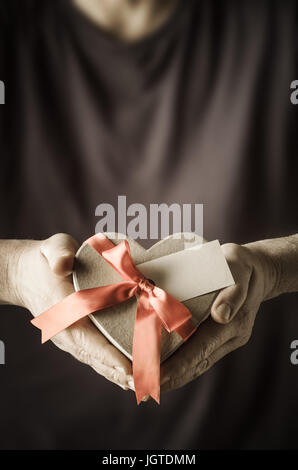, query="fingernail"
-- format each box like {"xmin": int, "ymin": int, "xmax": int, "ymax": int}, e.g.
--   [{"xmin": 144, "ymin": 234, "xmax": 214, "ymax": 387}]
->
[
  {"xmin": 128, "ymin": 380, "xmax": 135, "ymax": 391},
  {"xmin": 216, "ymin": 303, "xmax": 231, "ymax": 322},
  {"xmin": 161, "ymin": 376, "xmax": 170, "ymax": 385}
]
